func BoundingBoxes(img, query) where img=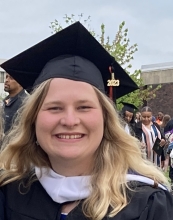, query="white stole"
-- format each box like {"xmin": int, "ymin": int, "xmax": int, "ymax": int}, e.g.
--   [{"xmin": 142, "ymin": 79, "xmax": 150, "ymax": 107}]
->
[{"xmin": 35, "ymin": 167, "xmax": 167, "ymax": 204}]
